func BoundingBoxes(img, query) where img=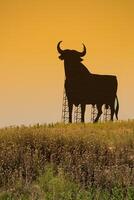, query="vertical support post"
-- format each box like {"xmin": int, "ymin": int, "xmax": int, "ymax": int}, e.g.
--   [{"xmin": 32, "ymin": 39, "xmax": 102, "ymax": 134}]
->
[
  {"xmin": 90, "ymin": 105, "xmax": 98, "ymax": 122},
  {"xmin": 103, "ymin": 105, "xmax": 111, "ymax": 122},
  {"xmin": 74, "ymin": 105, "xmax": 81, "ymax": 123},
  {"xmin": 61, "ymin": 88, "xmax": 69, "ymax": 123}
]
